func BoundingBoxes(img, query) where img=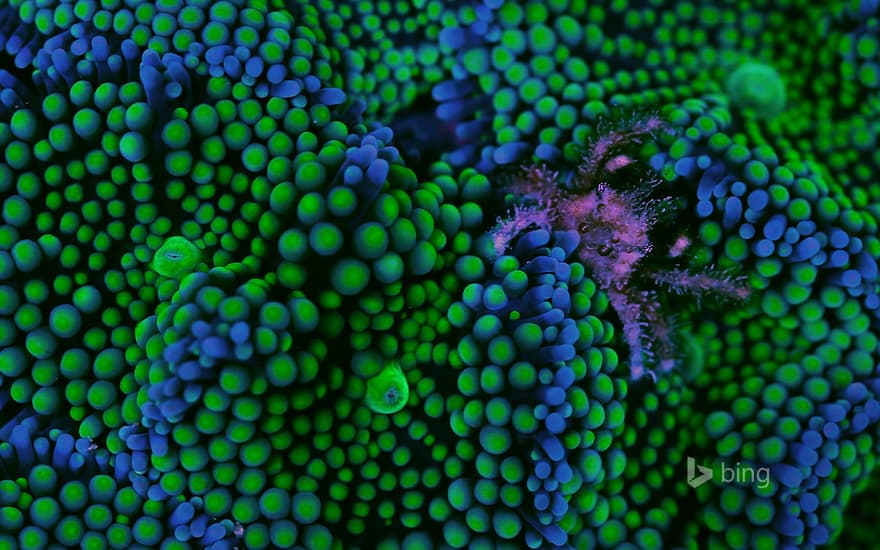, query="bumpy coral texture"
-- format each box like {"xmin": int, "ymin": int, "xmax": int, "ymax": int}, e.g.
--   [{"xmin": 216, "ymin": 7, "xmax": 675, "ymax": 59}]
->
[{"xmin": 1, "ymin": 0, "xmax": 880, "ymax": 549}]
